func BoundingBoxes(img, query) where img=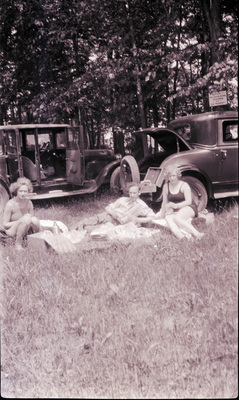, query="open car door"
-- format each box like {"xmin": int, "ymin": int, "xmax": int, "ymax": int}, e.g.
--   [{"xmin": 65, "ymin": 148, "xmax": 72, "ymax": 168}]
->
[
  {"xmin": 5, "ymin": 128, "xmax": 23, "ymax": 181},
  {"xmin": 66, "ymin": 126, "xmax": 84, "ymax": 185}
]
